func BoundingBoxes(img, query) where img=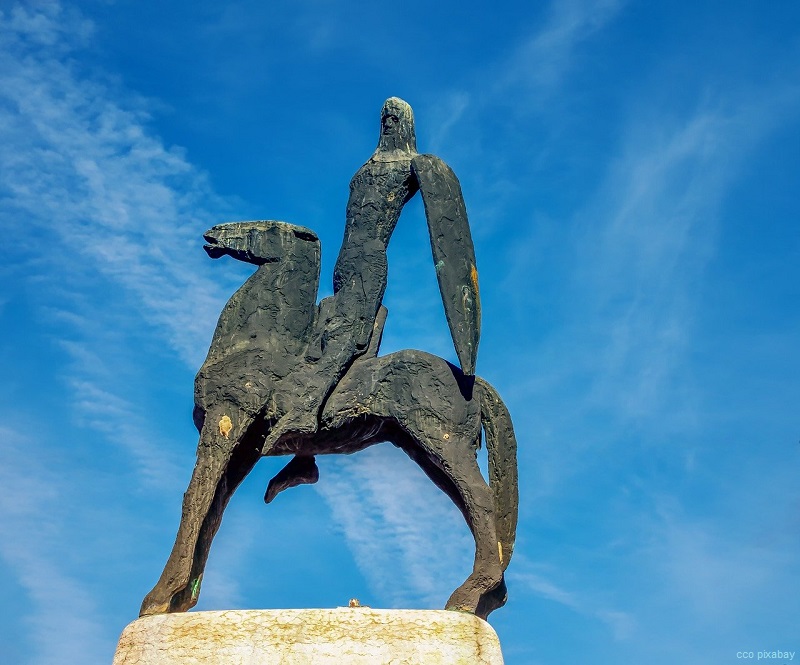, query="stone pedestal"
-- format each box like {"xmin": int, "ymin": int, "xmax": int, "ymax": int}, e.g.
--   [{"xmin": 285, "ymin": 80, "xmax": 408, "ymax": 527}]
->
[{"xmin": 113, "ymin": 608, "xmax": 504, "ymax": 664}]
